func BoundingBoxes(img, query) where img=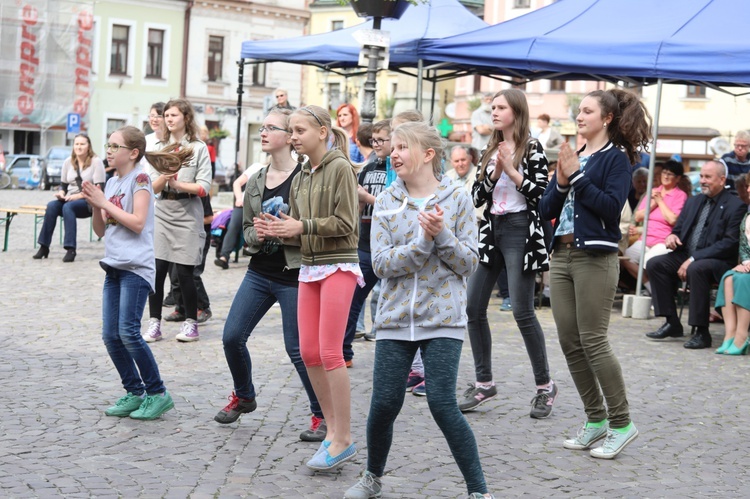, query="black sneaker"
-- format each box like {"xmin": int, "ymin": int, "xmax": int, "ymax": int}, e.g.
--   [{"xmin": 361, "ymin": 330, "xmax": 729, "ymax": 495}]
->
[
  {"xmin": 299, "ymin": 416, "xmax": 327, "ymax": 442},
  {"xmin": 530, "ymin": 381, "xmax": 558, "ymax": 419},
  {"xmin": 164, "ymin": 310, "xmax": 185, "ymax": 322},
  {"xmin": 458, "ymin": 382, "xmax": 498, "ymax": 412},
  {"xmin": 214, "ymin": 392, "xmax": 257, "ymax": 424}
]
